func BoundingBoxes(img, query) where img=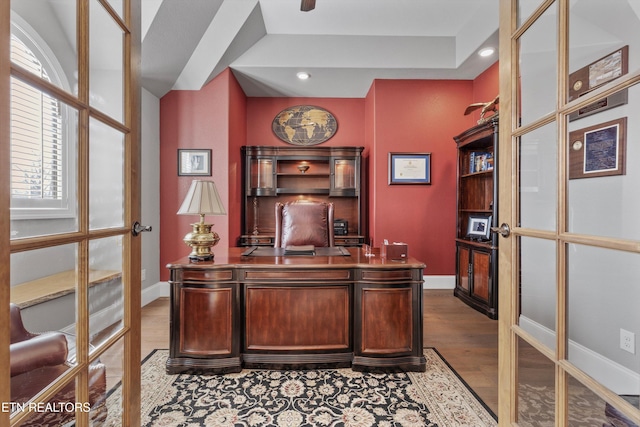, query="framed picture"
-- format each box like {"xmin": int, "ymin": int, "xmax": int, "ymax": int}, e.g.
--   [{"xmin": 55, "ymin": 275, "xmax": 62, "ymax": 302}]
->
[
  {"xmin": 467, "ymin": 214, "xmax": 492, "ymax": 241},
  {"xmin": 569, "ymin": 45, "xmax": 628, "ymax": 101},
  {"xmin": 388, "ymin": 152, "xmax": 431, "ymax": 184},
  {"xmin": 569, "ymin": 118, "xmax": 626, "ymax": 180},
  {"xmin": 178, "ymin": 149, "xmax": 211, "ymax": 176}
]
